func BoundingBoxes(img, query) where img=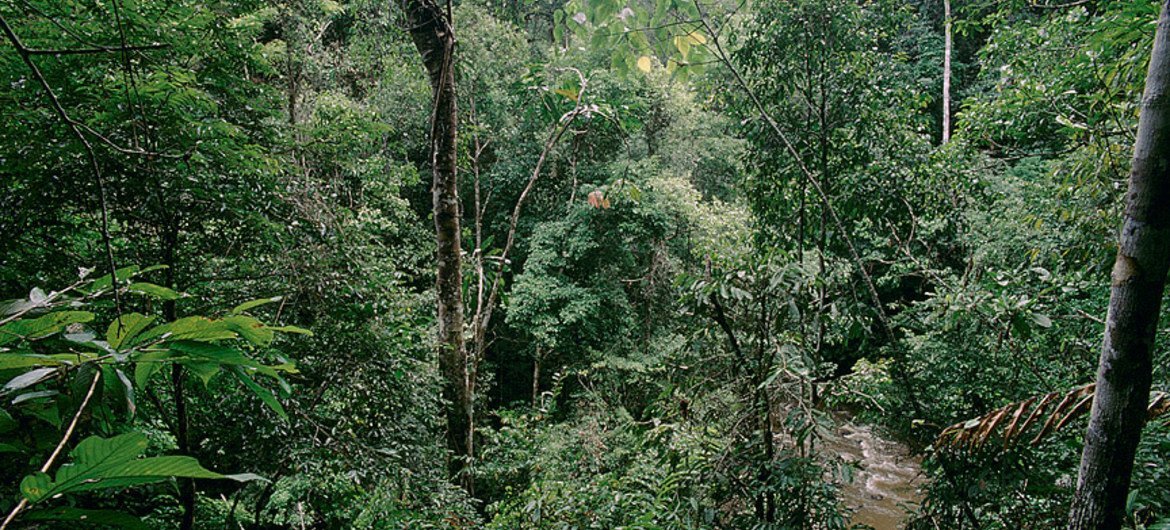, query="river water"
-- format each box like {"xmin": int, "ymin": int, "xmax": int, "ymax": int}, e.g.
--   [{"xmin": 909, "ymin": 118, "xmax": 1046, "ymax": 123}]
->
[{"xmin": 822, "ymin": 418, "xmax": 925, "ymax": 529}]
